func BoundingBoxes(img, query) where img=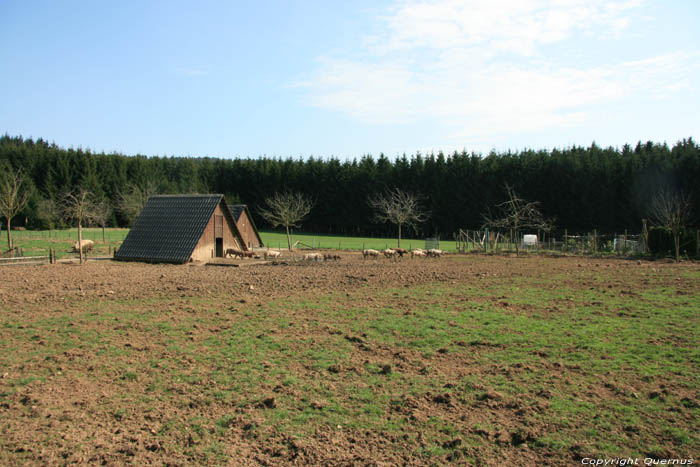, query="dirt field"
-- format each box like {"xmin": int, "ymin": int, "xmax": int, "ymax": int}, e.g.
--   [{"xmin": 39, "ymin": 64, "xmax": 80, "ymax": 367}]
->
[{"xmin": 1, "ymin": 253, "xmax": 698, "ymax": 466}]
